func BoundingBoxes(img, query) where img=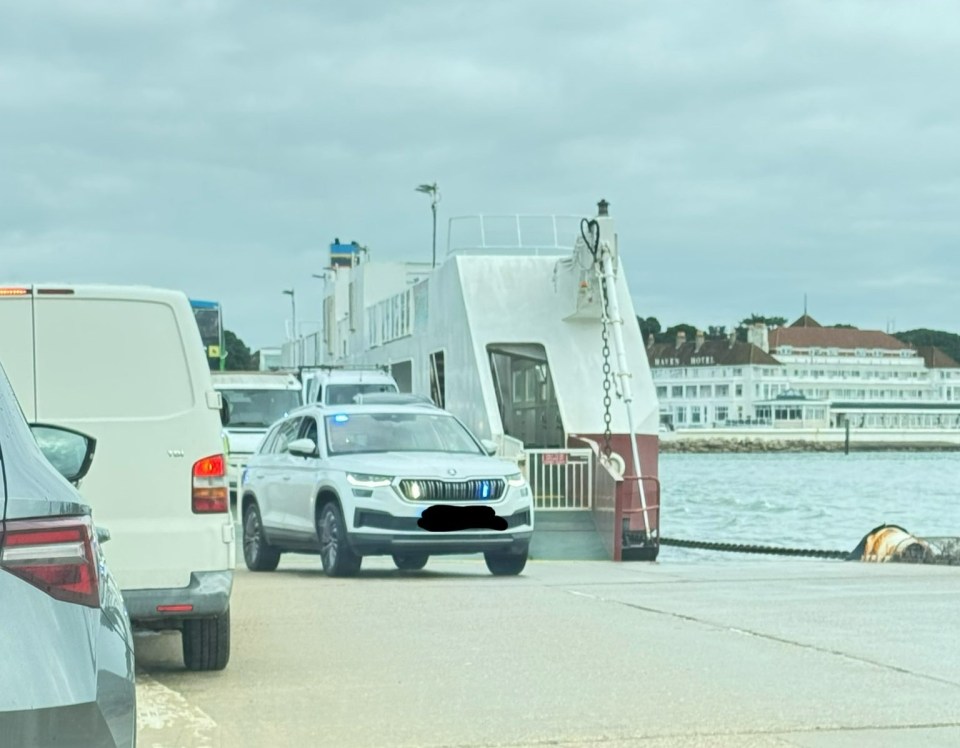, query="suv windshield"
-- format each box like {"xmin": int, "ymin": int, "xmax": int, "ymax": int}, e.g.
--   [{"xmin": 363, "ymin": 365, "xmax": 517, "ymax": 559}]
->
[
  {"xmin": 324, "ymin": 412, "xmax": 483, "ymax": 455},
  {"xmin": 325, "ymin": 383, "xmax": 398, "ymax": 405},
  {"xmin": 221, "ymin": 389, "xmax": 301, "ymax": 428}
]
